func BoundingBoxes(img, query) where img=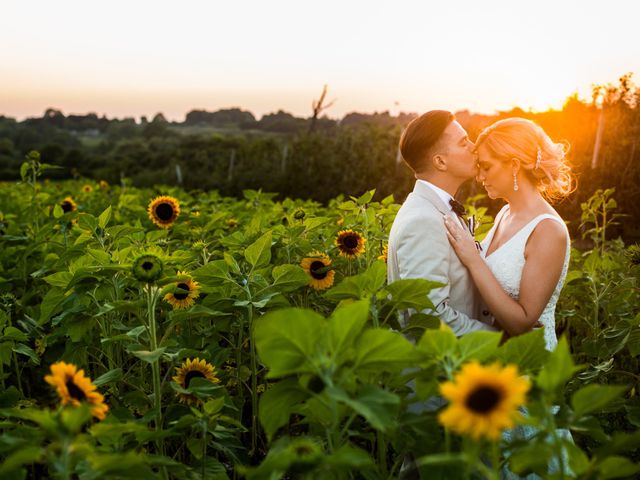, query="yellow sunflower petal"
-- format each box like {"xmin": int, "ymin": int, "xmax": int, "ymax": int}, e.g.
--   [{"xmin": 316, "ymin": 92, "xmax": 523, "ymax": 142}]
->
[
  {"xmin": 44, "ymin": 361, "xmax": 109, "ymax": 420},
  {"xmin": 437, "ymin": 361, "xmax": 530, "ymax": 441},
  {"xmin": 148, "ymin": 195, "xmax": 180, "ymax": 229}
]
